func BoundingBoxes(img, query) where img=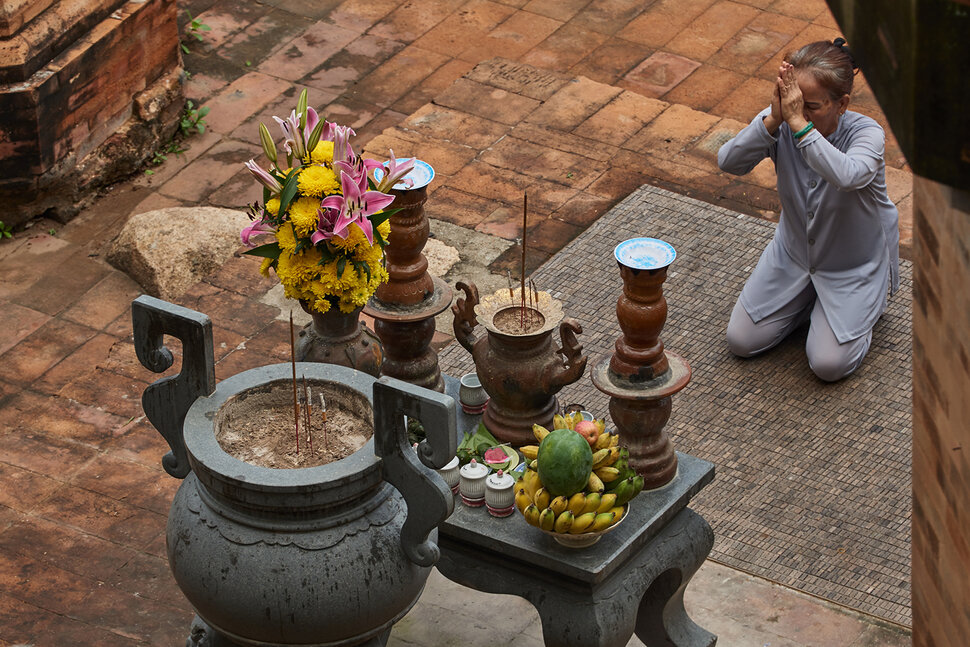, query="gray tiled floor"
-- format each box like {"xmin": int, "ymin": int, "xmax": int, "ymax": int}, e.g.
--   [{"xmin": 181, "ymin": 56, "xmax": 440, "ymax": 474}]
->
[{"xmin": 439, "ymin": 185, "xmax": 912, "ymax": 626}]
